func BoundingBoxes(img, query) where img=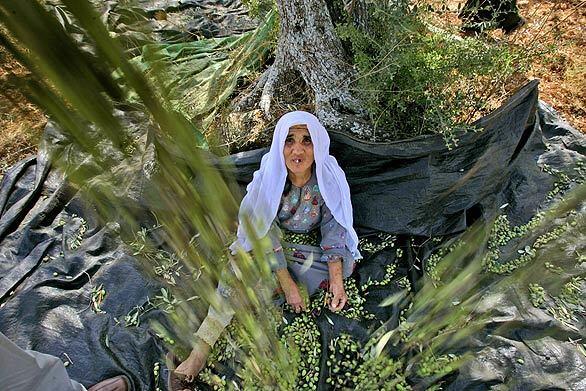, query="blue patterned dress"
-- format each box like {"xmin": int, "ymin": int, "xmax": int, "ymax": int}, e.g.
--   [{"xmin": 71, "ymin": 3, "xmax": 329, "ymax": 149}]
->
[
  {"xmin": 266, "ymin": 170, "xmax": 354, "ymax": 294},
  {"xmin": 194, "ymin": 170, "xmax": 355, "ymax": 346}
]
